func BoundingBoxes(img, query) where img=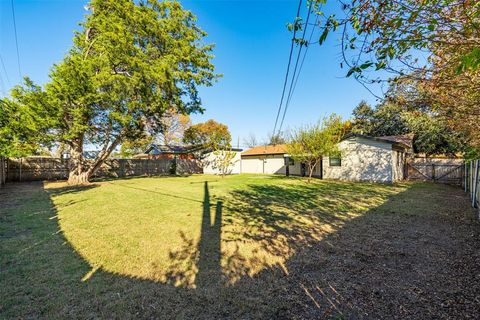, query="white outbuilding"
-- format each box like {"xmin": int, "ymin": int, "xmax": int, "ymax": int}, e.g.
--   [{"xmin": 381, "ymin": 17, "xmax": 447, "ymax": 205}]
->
[
  {"xmin": 322, "ymin": 134, "xmax": 412, "ymax": 183},
  {"xmin": 240, "ymin": 134, "xmax": 412, "ymax": 183}
]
